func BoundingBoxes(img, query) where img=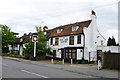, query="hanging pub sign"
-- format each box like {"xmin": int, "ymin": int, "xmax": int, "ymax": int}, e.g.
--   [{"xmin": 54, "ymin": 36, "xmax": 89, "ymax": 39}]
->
[{"xmin": 32, "ymin": 35, "xmax": 38, "ymax": 42}]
